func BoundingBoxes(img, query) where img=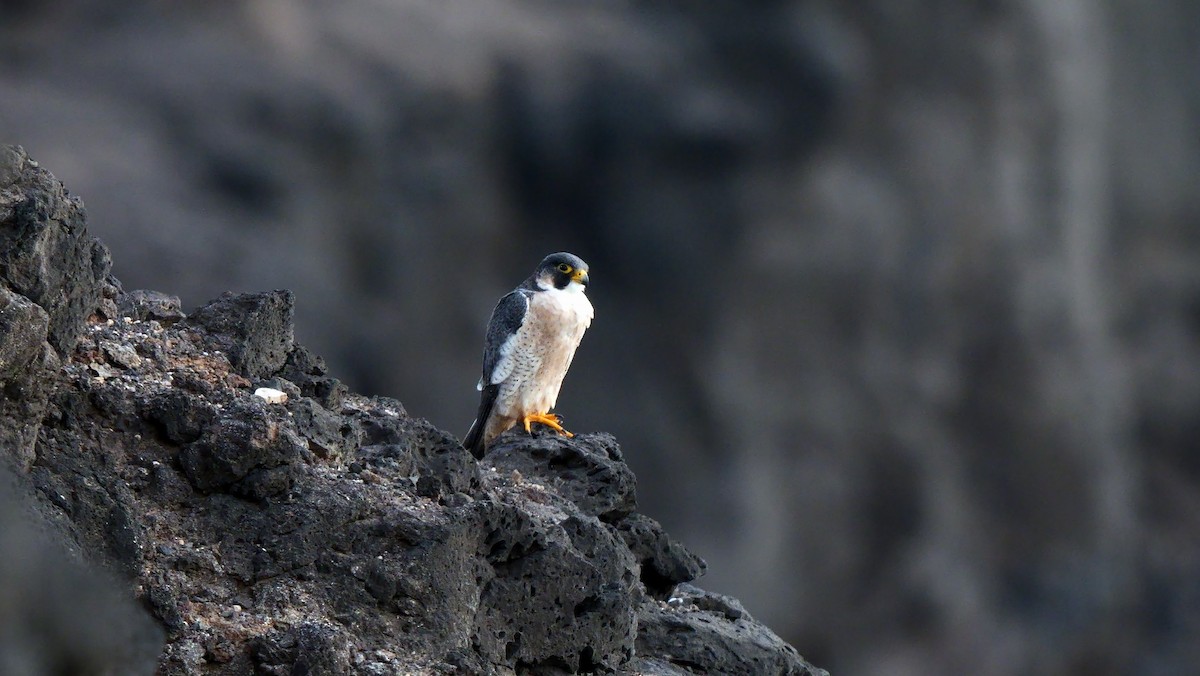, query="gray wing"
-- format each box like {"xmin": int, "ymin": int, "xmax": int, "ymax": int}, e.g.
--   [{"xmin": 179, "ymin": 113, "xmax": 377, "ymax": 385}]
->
[
  {"xmin": 463, "ymin": 289, "xmax": 530, "ymax": 458},
  {"xmin": 479, "ymin": 289, "xmax": 531, "ymax": 388}
]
